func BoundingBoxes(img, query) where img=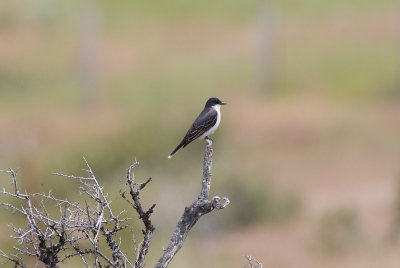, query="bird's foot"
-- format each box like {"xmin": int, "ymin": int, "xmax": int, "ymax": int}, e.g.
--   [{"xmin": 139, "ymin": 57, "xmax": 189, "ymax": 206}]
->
[{"xmin": 205, "ymin": 136, "xmax": 213, "ymax": 142}]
